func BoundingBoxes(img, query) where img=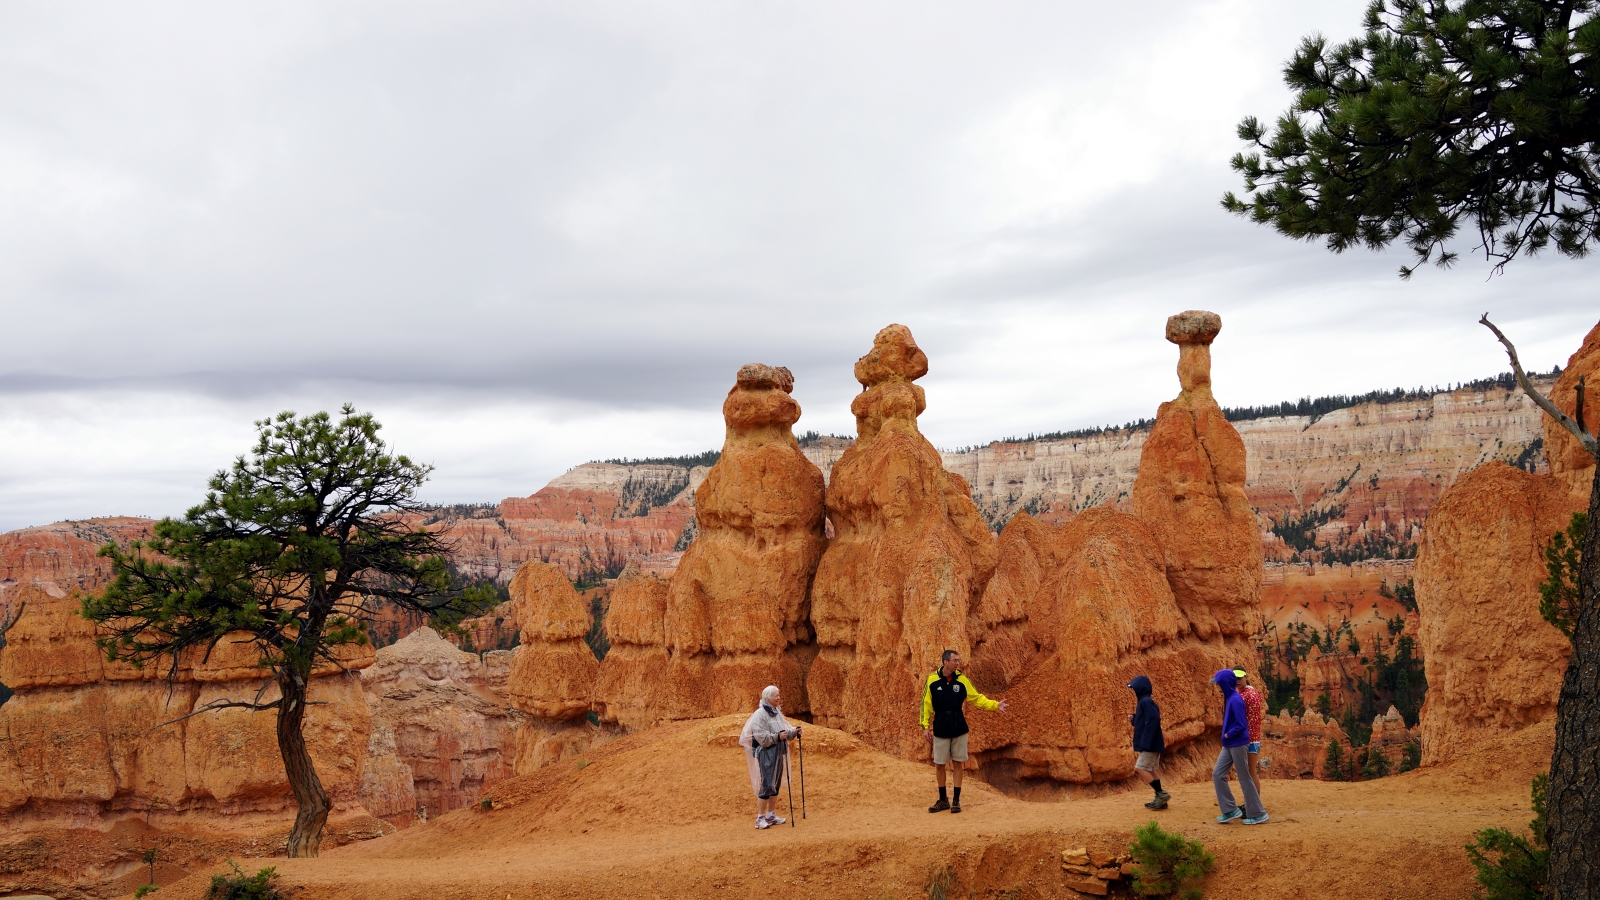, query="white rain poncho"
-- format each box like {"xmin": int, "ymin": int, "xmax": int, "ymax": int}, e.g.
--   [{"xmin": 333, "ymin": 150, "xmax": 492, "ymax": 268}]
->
[{"xmin": 738, "ymin": 702, "xmax": 793, "ymax": 799}]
